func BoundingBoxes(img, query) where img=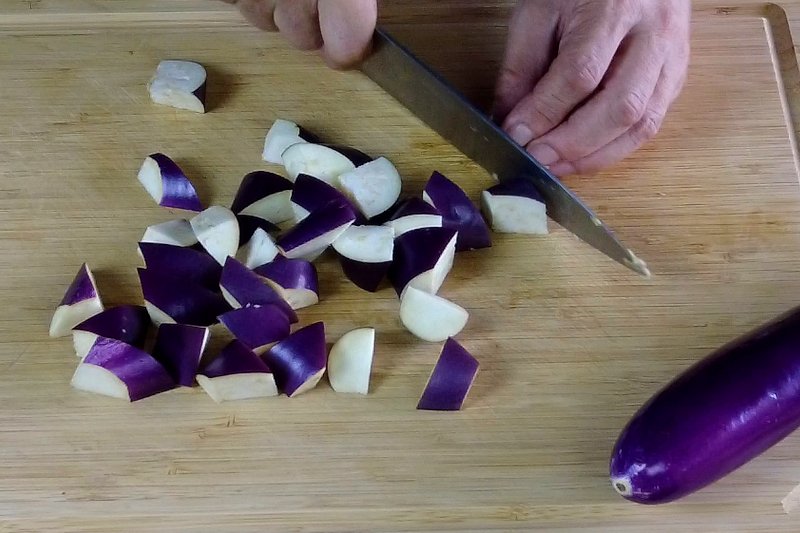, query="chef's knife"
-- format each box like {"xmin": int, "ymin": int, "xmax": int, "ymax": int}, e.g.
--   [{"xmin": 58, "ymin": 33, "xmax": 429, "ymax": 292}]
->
[{"xmin": 360, "ymin": 28, "xmax": 650, "ymax": 277}]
